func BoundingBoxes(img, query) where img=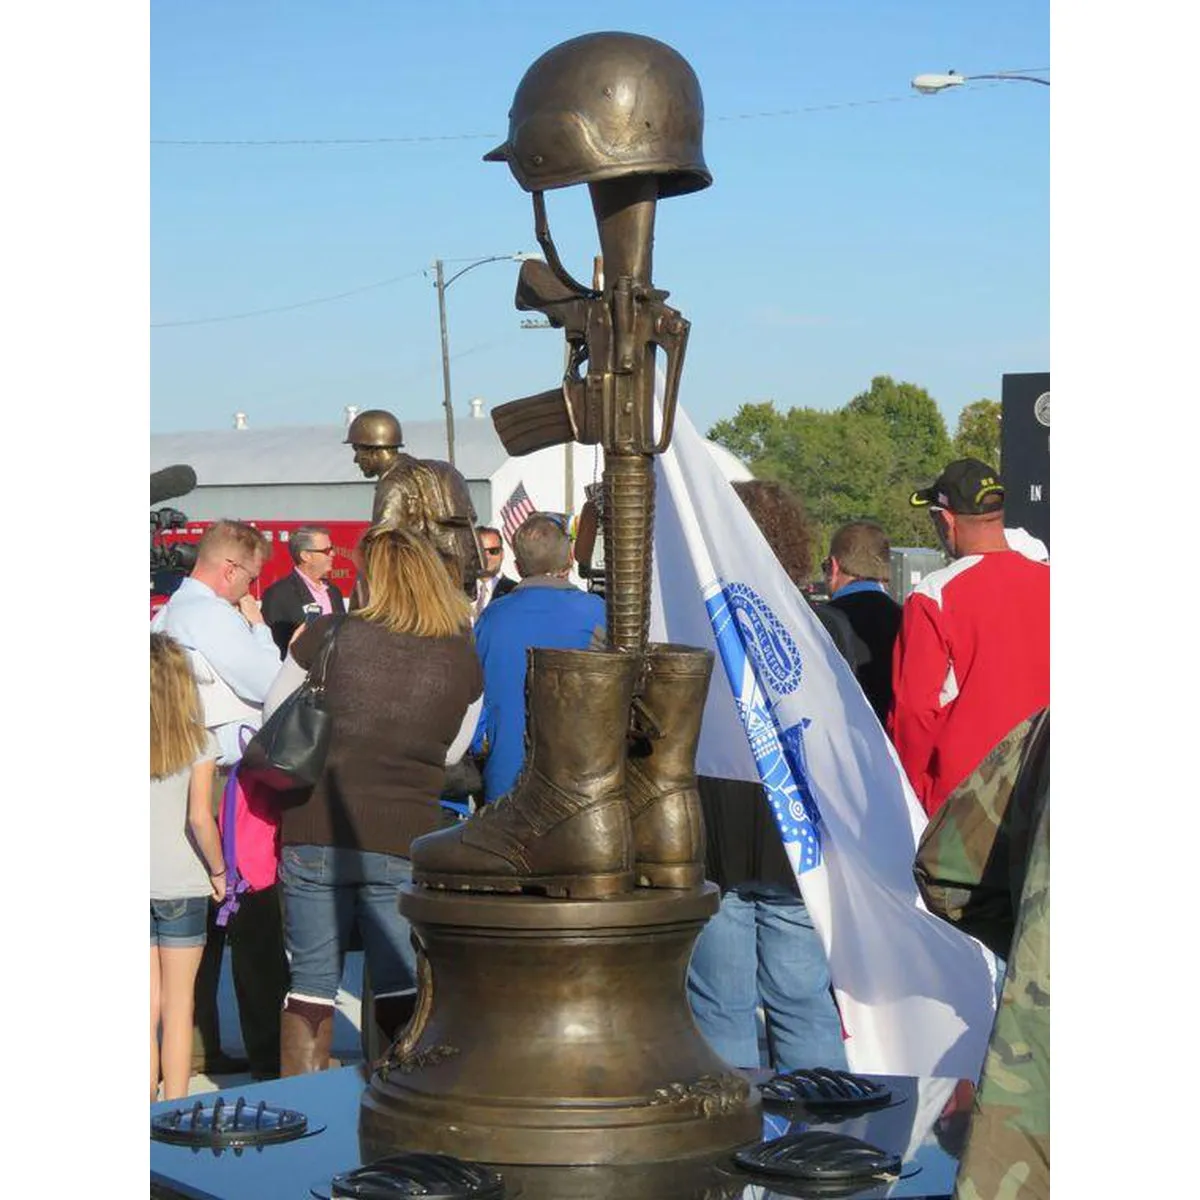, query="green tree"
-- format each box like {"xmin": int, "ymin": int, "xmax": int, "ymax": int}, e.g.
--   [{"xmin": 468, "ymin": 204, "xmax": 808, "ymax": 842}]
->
[
  {"xmin": 953, "ymin": 399, "xmax": 1002, "ymax": 469},
  {"xmin": 707, "ymin": 377, "xmax": 951, "ymax": 558},
  {"xmin": 846, "ymin": 375, "xmax": 952, "ymax": 484},
  {"xmin": 708, "ymin": 401, "xmax": 781, "ymax": 463},
  {"xmin": 707, "ymin": 401, "xmax": 797, "ymax": 487},
  {"xmin": 710, "ymin": 404, "xmax": 898, "ymax": 561},
  {"xmin": 844, "ymin": 375, "xmax": 951, "ymax": 547},
  {"xmin": 776, "ymin": 407, "xmax": 894, "ymax": 552}
]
